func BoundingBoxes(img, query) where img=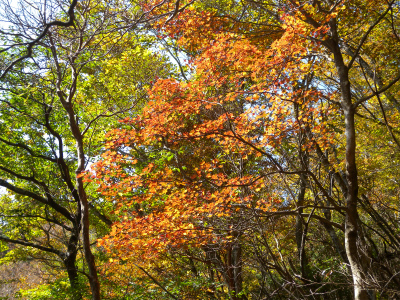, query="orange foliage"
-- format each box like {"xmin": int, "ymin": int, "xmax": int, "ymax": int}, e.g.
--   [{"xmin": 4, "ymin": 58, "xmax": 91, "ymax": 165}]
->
[{"xmin": 90, "ymin": 5, "xmax": 342, "ymax": 262}]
